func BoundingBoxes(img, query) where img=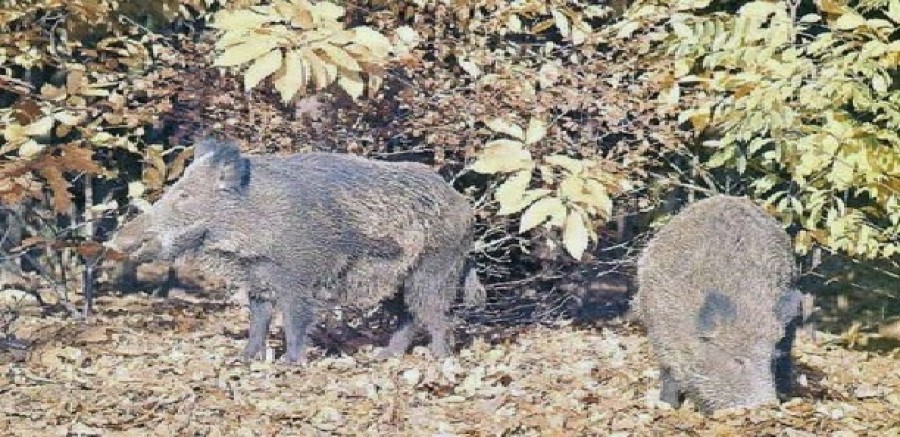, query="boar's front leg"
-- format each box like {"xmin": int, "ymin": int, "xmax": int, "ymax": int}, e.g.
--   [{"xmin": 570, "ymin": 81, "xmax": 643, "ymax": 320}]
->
[
  {"xmin": 378, "ymin": 312, "xmax": 416, "ymax": 359},
  {"xmin": 279, "ymin": 294, "xmax": 316, "ymax": 365},
  {"xmin": 243, "ymin": 295, "xmax": 274, "ymax": 360},
  {"xmin": 659, "ymin": 367, "xmax": 683, "ymax": 407}
]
